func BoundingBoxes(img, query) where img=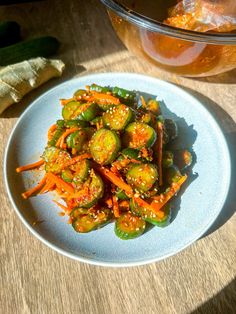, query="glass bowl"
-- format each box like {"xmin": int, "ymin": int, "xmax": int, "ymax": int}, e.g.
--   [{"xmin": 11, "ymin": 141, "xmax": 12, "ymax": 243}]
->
[{"xmin": 100, "ymin": 0, "xmax": 236, "ymax": 77}]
